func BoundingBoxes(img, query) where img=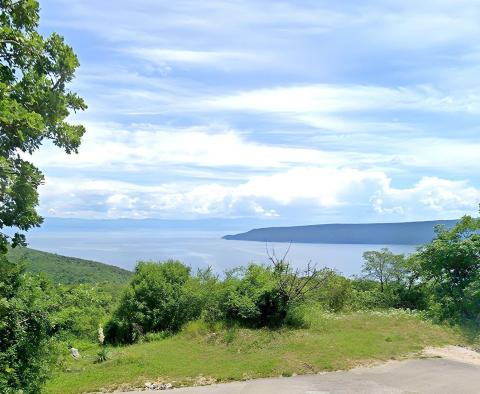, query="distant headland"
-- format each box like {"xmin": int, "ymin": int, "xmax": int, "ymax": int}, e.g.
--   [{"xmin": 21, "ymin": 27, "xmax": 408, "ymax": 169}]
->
[{"xmin": 223, "ymin": 220, "xmax": 458, "ymax": 245}]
